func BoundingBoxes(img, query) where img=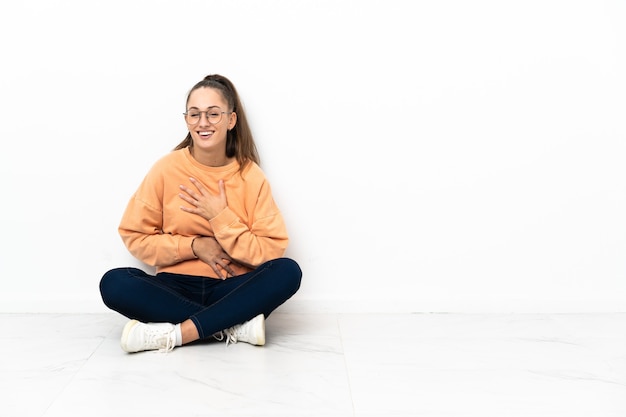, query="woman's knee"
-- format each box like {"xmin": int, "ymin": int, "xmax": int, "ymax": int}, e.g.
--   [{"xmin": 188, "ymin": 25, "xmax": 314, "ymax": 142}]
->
[
  {"xmin": 100, "ymin": 268, "xmax": 121, "ymax": 307},
  {"xmin": 99, "ymin": 267, "xmax": 141, "ymax": 308},
  {"xmin": 275, "ymin": 258, "xmax": 302, "ymax": 294}
]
